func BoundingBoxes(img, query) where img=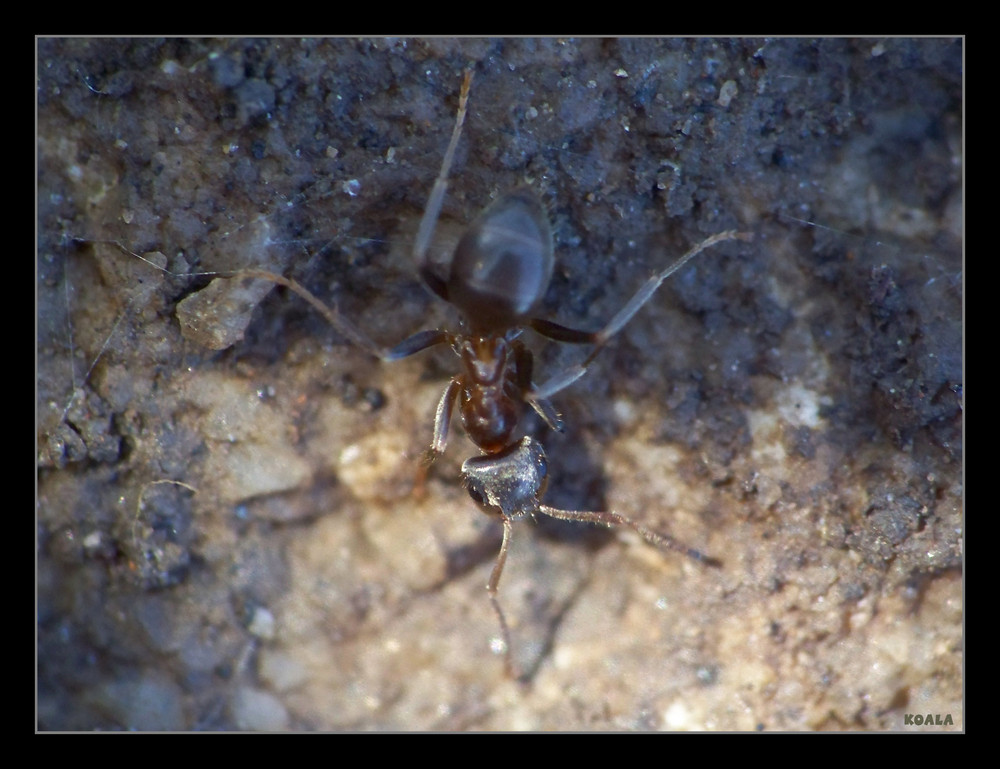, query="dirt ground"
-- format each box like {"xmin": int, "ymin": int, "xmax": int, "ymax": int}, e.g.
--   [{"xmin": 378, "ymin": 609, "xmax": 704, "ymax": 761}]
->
[{"xmin": 37, "ymin": 38, "xmax": 962, "ymax": 731}]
